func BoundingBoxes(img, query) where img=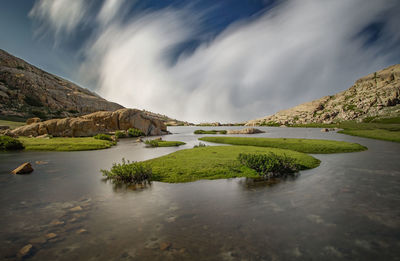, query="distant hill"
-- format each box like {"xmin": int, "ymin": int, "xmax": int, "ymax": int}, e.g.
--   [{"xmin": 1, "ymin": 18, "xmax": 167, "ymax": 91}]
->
[
  {"xmin": 246, "ymin": 64, "xmax": 400, "ymax": 126},
  {"xmin": 0, "ymin": 49, "xmax": 123, "ymax": 120}
]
